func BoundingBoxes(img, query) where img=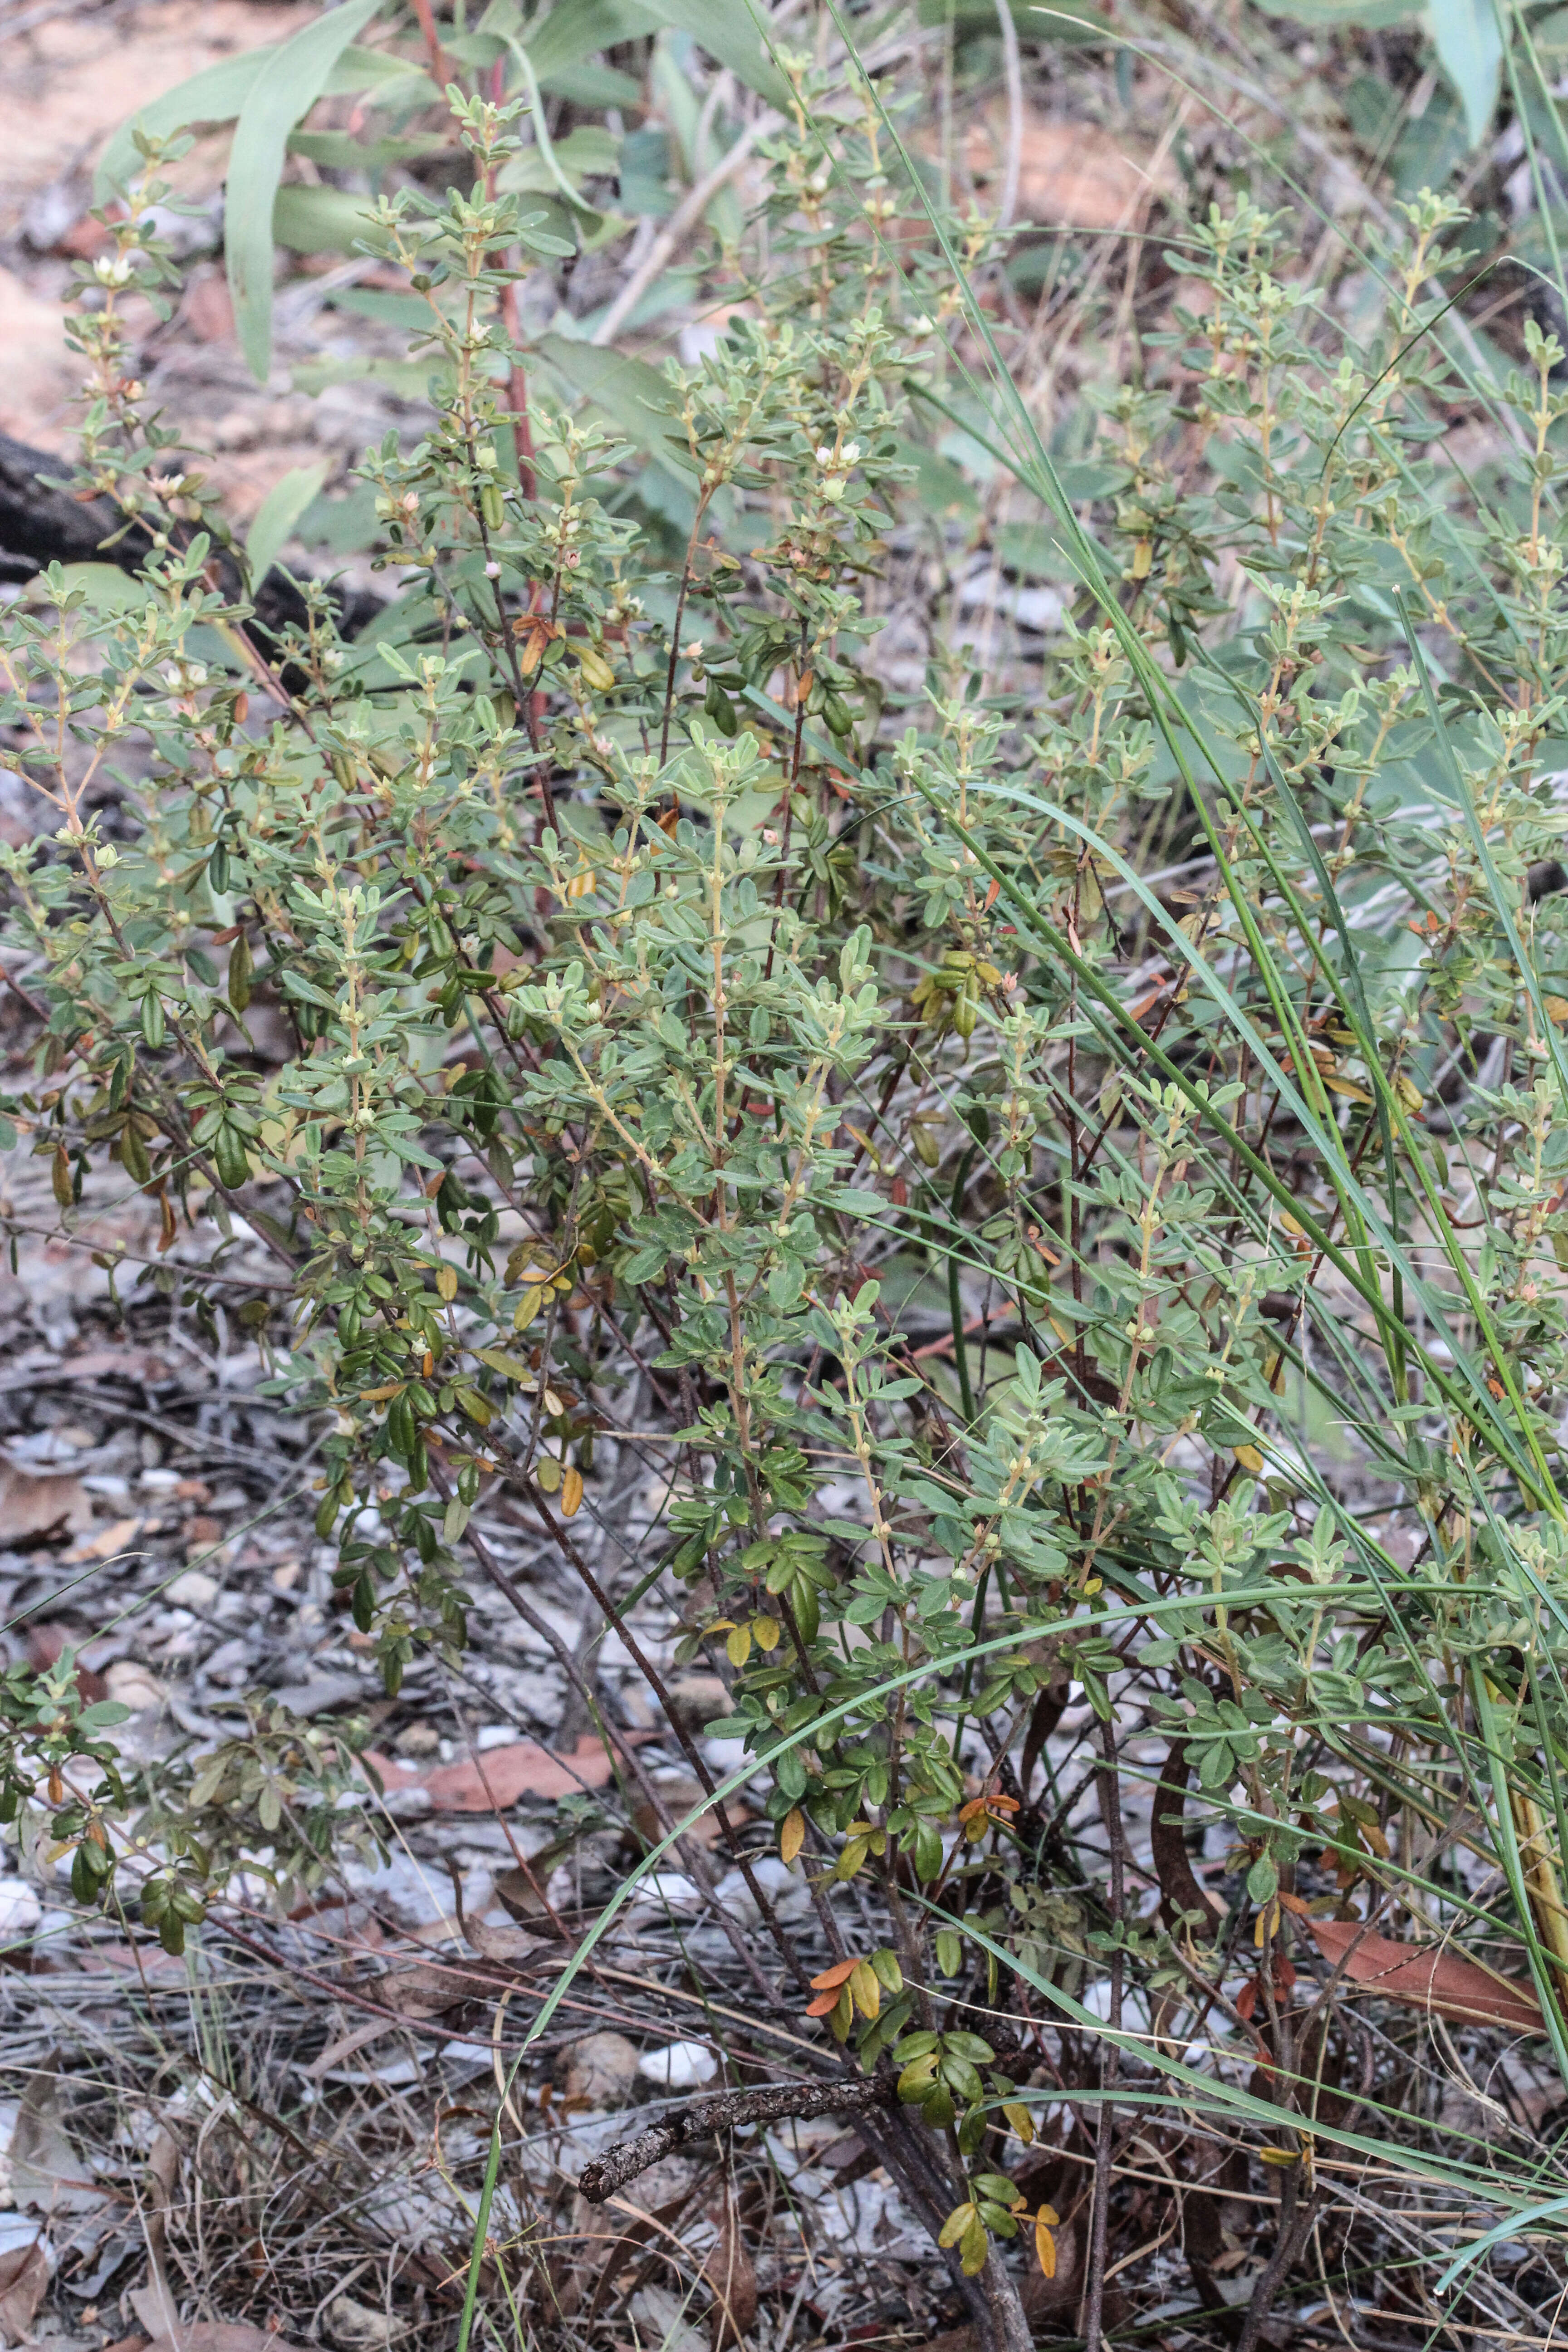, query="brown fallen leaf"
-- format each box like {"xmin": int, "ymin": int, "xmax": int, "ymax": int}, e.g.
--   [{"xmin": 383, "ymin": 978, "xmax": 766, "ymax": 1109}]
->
[
  {"xmin": 39, "ymin": 1940, "xmax": 185, "ymax": 1982},
  {"xmin": 0, "ymin": 2240, "xmax": 48, "ymax": 2346},
  {"xmin": 146, "ymin": 2327, "xmax": 307, "ymax": 2352},
  {"xmin": 964, "ymin": 107, "xmax": 1176, "ymax": 232},
  {"xmin": 24, "ymin": 1624, "xmax": 107, "ymax": 1704},
  {"xmin": 364, "ymin": 1732, "xmax": 640, "ymax": 1810},
  {"xmin": 702, "ymin": 2191, "xmax": 758, "ymax": 2351},
  {"xmin": 62, "ymin": 1516, "xmax": 143, "ymax": 1566},
  {"xmin": 634, "ymin": 1771, "xmax": 728, "ymax": 1850},
  {"xmin": 1307, "ymin": 1917, "xmax": 1544, "ymax": 2035},
  {"xmin": 377, "ymin": 1951, "xmax": 537, "ymax": 2021},
  {"xmin": 0, "ymin": 1466, "xmax": 92, "ymax": 1548},
  {"xmin": 10, "ymin": 2071, "xmax": 105, "ymax": 2220}
]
